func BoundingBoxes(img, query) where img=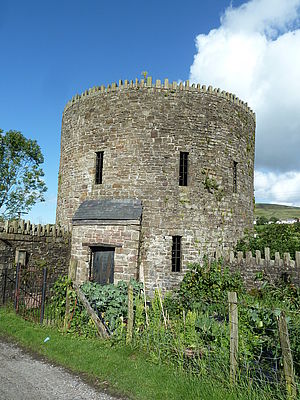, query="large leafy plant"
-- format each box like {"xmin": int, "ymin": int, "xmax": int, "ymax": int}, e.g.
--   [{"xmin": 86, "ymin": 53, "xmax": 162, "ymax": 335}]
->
[{"xmin": 81, "ymin": 279, "xmax": 142, "ymax": 331}]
